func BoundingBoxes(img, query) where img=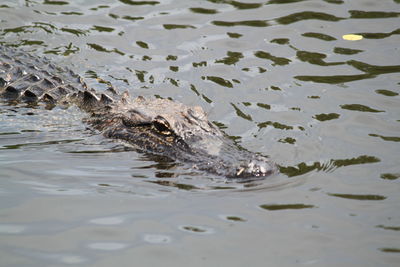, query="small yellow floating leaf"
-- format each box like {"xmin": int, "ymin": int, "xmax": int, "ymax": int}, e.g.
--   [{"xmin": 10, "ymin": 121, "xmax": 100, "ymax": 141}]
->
[{"xmin": 342, "ymin": 34, "xmax": 363, "ymax": 41}]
